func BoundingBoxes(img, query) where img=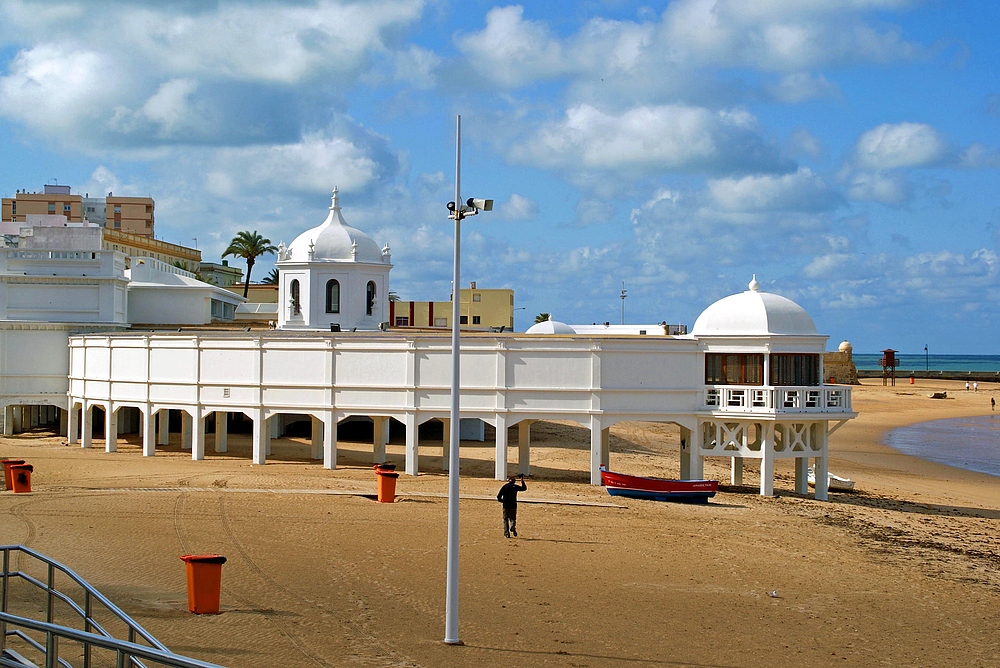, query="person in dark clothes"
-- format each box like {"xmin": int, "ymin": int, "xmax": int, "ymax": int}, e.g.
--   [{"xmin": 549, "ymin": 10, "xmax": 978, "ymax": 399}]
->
[{"xmin": 497, "ymin": 474, "xmax": 526, "ymax": 538}]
